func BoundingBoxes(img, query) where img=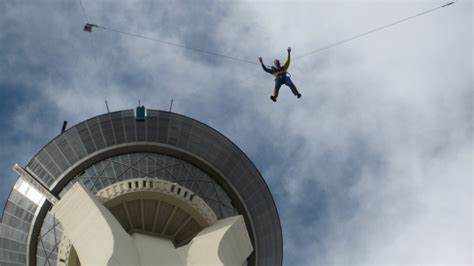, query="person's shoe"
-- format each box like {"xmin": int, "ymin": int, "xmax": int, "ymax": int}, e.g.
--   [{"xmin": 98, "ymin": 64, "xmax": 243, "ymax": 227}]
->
[
  {"xmin": 297, "ymin": 93, "xmax": 302, "ymax": 99},
  {"xmin": 270, "ymin": 96, "xmax": 277, "ymax": 102}
]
